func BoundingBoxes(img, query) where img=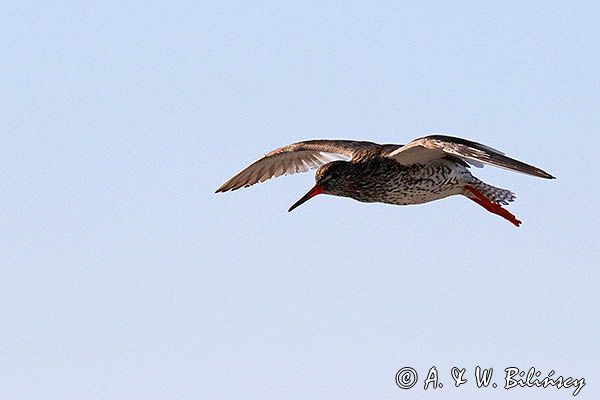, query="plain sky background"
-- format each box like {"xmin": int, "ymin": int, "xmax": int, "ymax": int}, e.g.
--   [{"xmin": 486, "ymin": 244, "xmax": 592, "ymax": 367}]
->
[{"xmin": 1, "ymin": 1, "xmax": 599, "ymax": 399}]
